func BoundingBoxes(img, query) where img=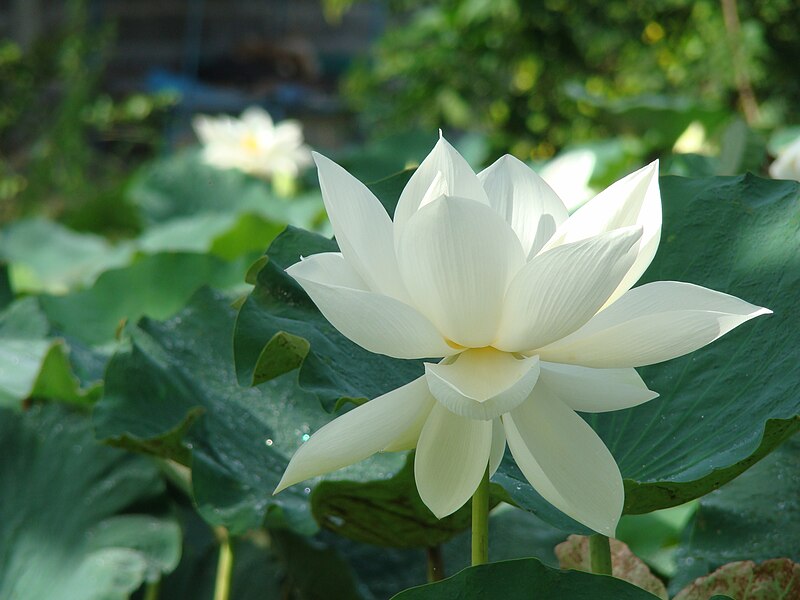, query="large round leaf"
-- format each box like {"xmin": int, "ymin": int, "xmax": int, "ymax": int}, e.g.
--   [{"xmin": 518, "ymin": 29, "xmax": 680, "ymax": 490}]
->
[
  {"xmin": 0, "ymin": 218, "xmax": 133, "ymax": 294},
  {"xmin": 40, "ymin": 252, "xmax": 251, "ymax": 346},
  {"xmin": 671, "ymin": 433, "xmax": 800, "ymax": 593},
  {"xmin": 498, "ymin": 174, "xmax": 800, "ymax": 523},
  {"xmin": 0, "ymin": 298, "xmax": 99, "ymax": 408},
  {"xmin": 0, "ymin": 404, "xmax": 180, "ymax": 600},
  {"xmin": 390, "ymin": 558, "xmax": 661, "ymax": 599},
  {"xmin": 95, "ymin": 289, "xmax": 425, "ymax": 537}
]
